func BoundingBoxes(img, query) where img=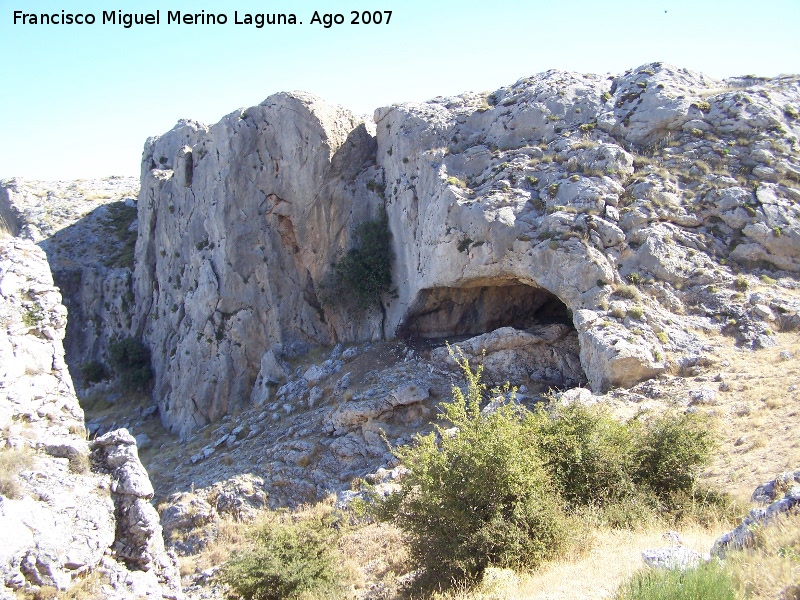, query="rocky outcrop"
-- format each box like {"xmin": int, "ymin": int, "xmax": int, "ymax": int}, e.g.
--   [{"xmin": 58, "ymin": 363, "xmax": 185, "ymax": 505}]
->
[
  {"xmin": 0, "ymin": 238, "xmax": 179, "ymax": 598},
  {"xmin": 133, "ymin": 93, "xmax": 383, "ymax": 435},
  {"xmin": 712, "ymin": 470, "xmax": 800, "ymax": 556},
  {"xmin": 135, "ymin": 63, "xmax": 800, "ymax": 435},
  {"xmin": 0, "ymin": 177, "xmax": 140, "ymax": 390}
]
